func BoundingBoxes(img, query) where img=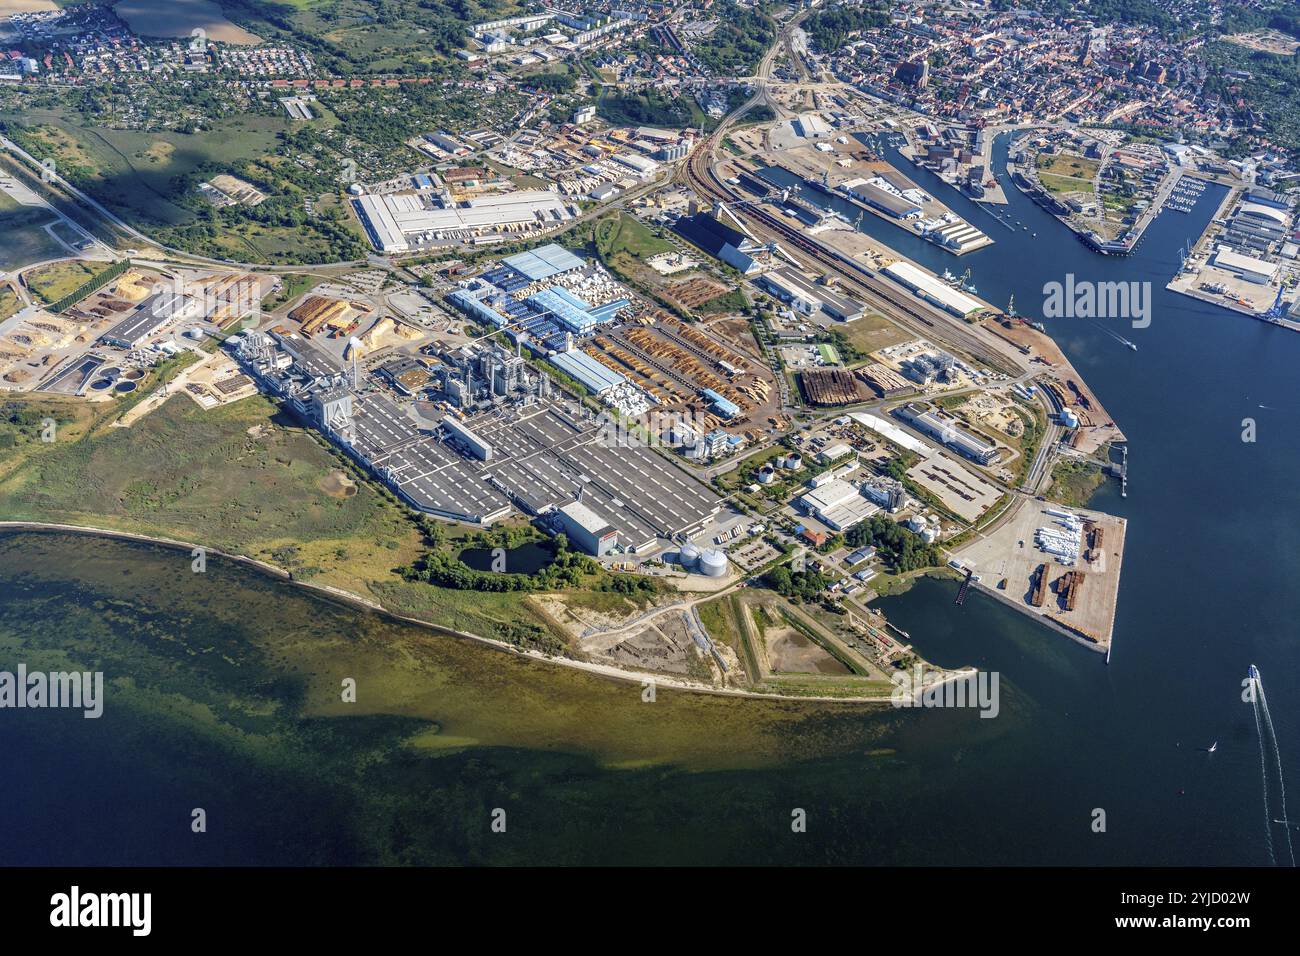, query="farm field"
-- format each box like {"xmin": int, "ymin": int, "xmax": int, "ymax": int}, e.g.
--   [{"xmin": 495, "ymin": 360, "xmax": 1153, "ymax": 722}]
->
[{"xmin": 111, "ymin": 0, "xmax": 261, "ymax": 43}]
